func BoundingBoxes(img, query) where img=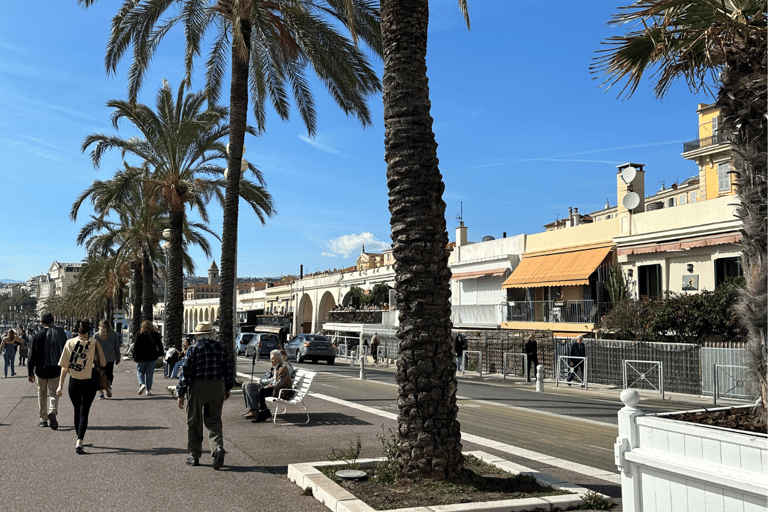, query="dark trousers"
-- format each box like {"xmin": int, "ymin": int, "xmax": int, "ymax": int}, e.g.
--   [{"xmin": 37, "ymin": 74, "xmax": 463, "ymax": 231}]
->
[
  {"xmin": 186, "ymin": 380, "xmax": 225, "ymax": 459},
  {"xmin": 567, "ymin": 362, "xmax": 584, "ymax": 382},
  {"xmin": 526, "ymin": 356, "xmax": 538, "ymax": 382},
  {"xmin": 69, "ymin": 377, "xmax": 97, "ymax": 440},
  {"xmin": 104, "ymin": 362, "xmax": 115, "ymax": 385}
]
